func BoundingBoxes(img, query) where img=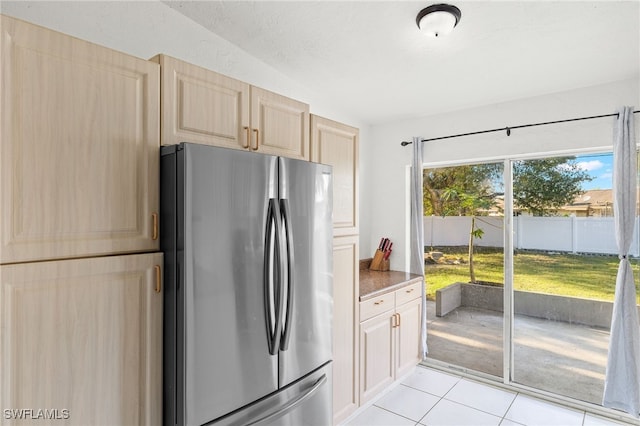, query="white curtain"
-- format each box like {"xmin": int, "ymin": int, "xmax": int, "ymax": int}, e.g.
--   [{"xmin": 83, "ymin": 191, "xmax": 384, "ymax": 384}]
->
[
  {"xmin": 410, "ymin": 136, "xmax": 427, "ymax": 356},
  {"xmin": 603, "ymin": 106, "xmax": 639, "ymax": 416}
]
